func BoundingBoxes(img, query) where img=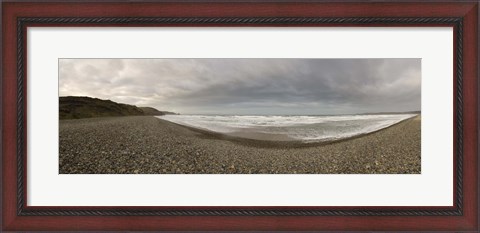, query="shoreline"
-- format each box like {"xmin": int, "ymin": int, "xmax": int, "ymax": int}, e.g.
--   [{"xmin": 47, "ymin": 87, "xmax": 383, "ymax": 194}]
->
[
  {"xmin": 59, "ymin": 115, "xmax": 421, "ymax": 174},
  {"xmin": 158, "ymin": 115, "xmax": 419, "ymax": 148}
]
